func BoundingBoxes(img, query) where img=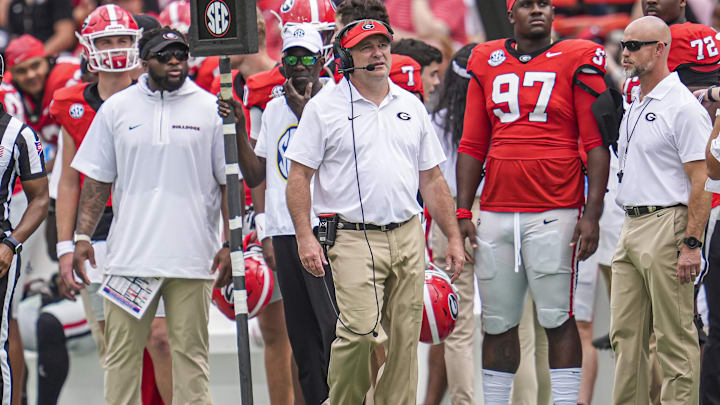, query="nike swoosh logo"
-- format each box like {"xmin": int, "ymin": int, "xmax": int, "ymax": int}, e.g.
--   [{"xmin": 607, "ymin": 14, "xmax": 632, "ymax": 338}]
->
[
  {"xmin": 543, "ymin": 219, "xmax": 558, "ymax": 225},
  {"xmin": 129, "ymin": 124, "xmax": 142, "ymax": 130},
  {"xmin": 657, "ymin": 212, "xmax": 668, "ymax": 217},
  {"xmin": 347, "ymin": 115, "xmax": 361, "ymax": 121},
  {"xmin": 546, "ymin": 51, "xmax": 563, "ymax": 58}
]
